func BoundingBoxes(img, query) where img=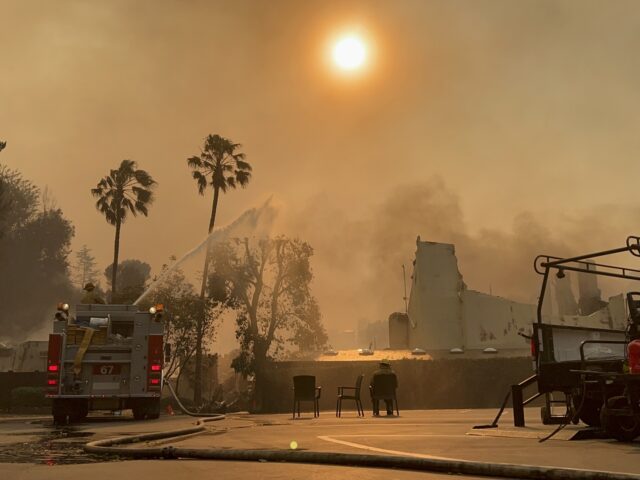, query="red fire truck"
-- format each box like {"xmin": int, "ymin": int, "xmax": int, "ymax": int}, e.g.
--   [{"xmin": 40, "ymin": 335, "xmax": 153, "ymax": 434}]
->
[{"xmin": 46, "ymin": 303, "xmax": 164, "ymax": 423}]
